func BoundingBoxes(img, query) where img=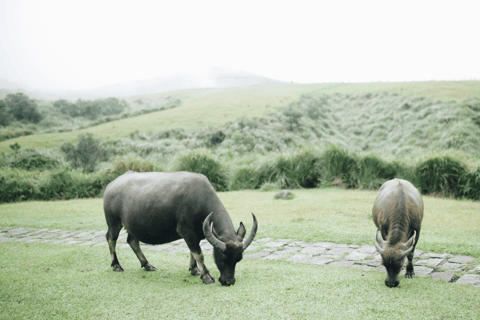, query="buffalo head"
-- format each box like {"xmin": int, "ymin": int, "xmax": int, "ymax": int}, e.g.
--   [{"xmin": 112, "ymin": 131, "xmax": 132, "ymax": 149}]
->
[
  {"xmin": 375, "ymin": 229, "xmax": 416, "ymax": 287},
  {"xmin": 203, "ymin": 212, "xmax": 258, "ymax": 286}
]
